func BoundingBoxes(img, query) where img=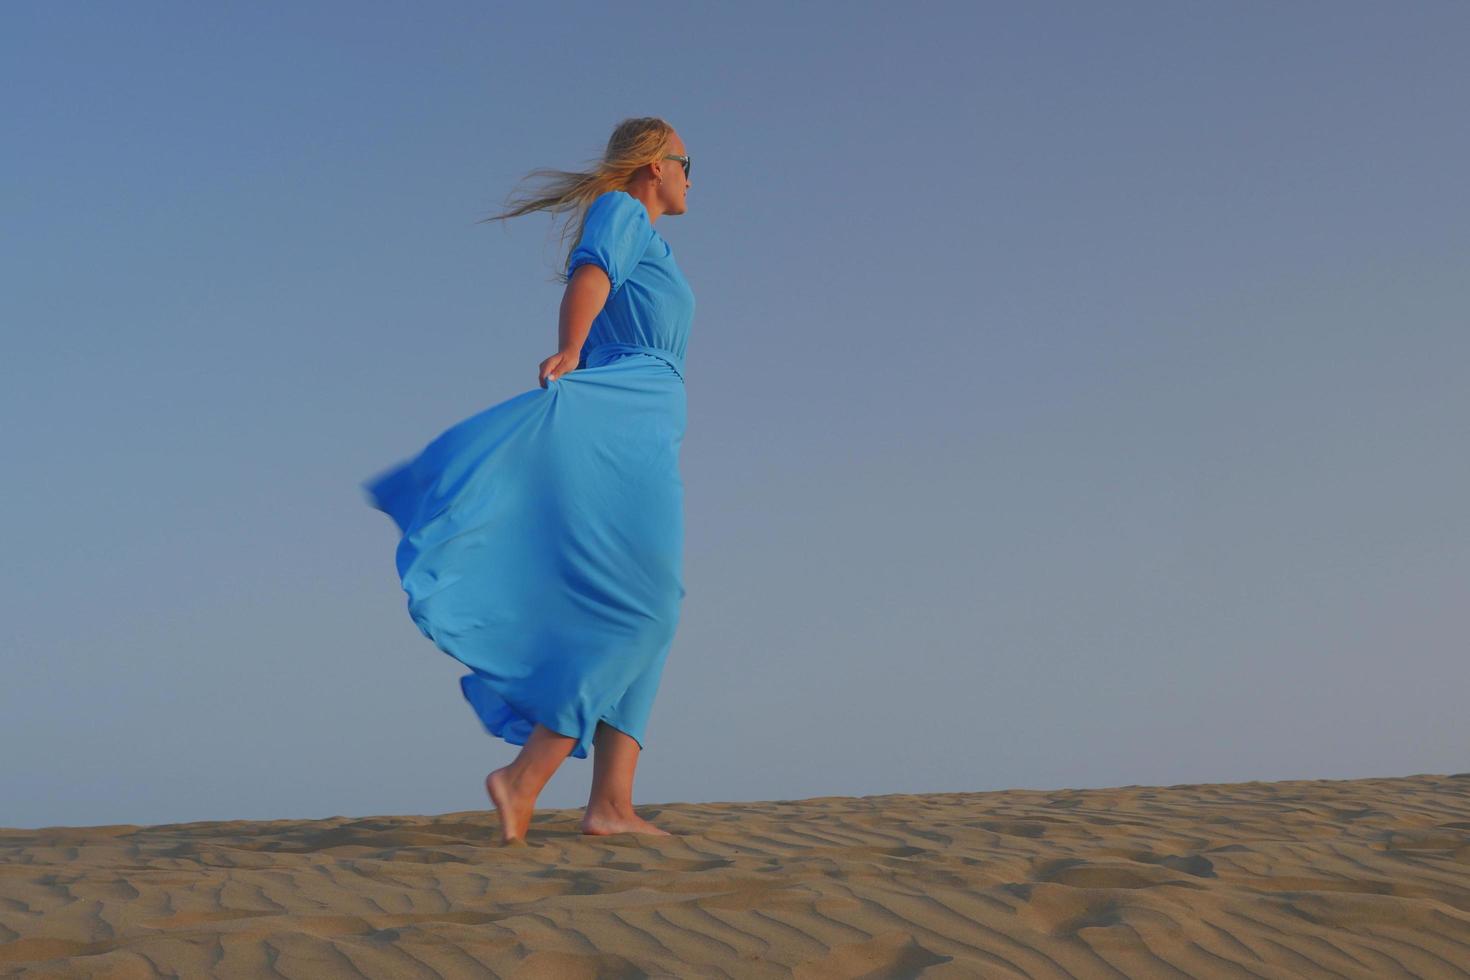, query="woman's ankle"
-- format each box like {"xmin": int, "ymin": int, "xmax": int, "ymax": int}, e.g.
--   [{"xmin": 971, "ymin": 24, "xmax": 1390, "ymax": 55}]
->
[{"xmin": 584, "ymin": 798, "xmax": 635, "ymax": 818}]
